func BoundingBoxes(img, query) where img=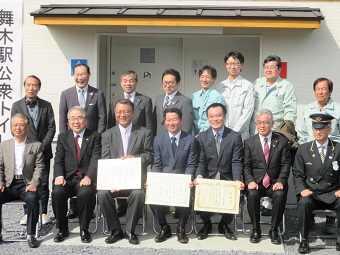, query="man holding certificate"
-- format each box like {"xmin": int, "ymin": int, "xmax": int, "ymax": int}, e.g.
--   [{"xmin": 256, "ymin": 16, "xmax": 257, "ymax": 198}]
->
[
  {"xmin": 98, "ymin": 99, "xmax": 153, "ymax": 245},
  {"xmin": 244, "ymin": 109, "xmax": 290, "ymax": 245},
  {"xmin": 195, "ymin": 103, "xmax": 244, "ymax": 240},
  {"xmin": 149, "ymin": 108, "xmax": 198, "ymax": 243}
]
